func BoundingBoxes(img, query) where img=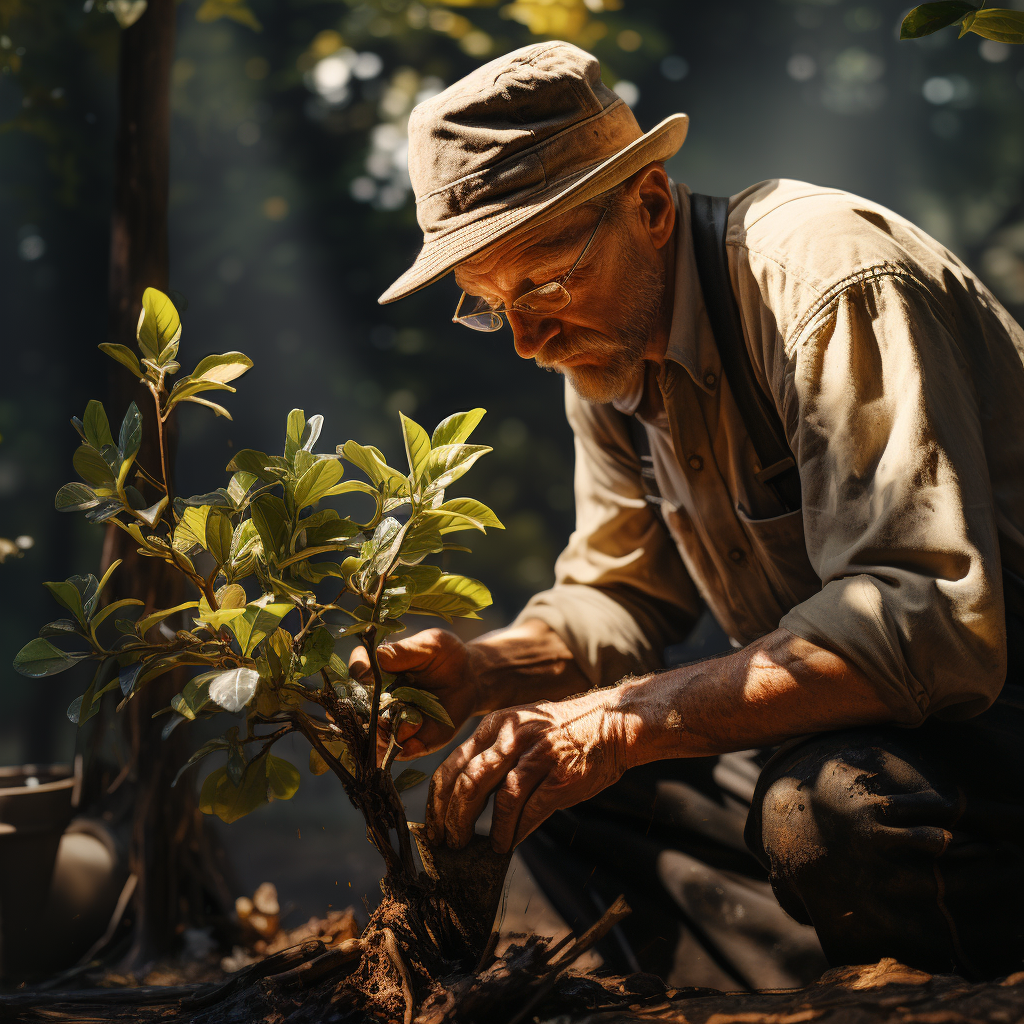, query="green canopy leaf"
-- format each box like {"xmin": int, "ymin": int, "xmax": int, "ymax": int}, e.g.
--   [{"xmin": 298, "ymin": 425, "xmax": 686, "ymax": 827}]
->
[
  {"xmin": 98, "ymin": 343, "xmax": 142, "ymax": 377},
  {"xmin": 400, "ymin": 413, "xmax": 431, "ymax": 480},
  {"xmin": 390, "ymin": 685, "xmax": 454, "ymax": 727},
  {"xmin": 73, "ymin": 444, "xmax": 117, "ymax": 489},
  {"xmin": 423, "ymin": 497, "xmax": 505, "ymax": 535},
  {"xmin": 14, "ymin": 638, "xmax": 87, "ymax": 677},
  {"xmin": 56, "ymin": 482, "xmax": 101, "ymax": 512},
  {"xmin": 190, "ymin": 351, "xmax": 253, "ymax": 384},
  {"xmin": 431, "ymin": 408, "xmax": 486, "ymax": 448},
  {"xmin": 293, "ymin": 458, "xmax": 344, "ymax": 511},
  {"xmin": 964, "ymin": 7, "xmax": 1024, "ymax": 42},
  {"xmin": 82, "ymin": 400, "xmax": 115, "ymax": 451},
  {"xmin": 136, "ymin": 287, "xmax": 182, "ymax": 363},
  {"xmin": 900, "ymin": 1, "xmax": 976, "ymax": 38},
  {"xmin": 420, "ymin": 444, "xmax": 492, "ymax": 496}
]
